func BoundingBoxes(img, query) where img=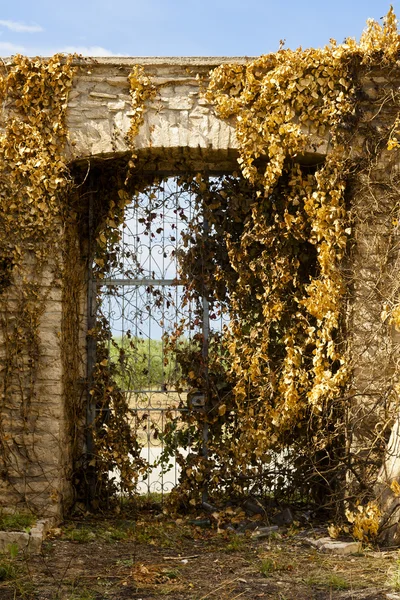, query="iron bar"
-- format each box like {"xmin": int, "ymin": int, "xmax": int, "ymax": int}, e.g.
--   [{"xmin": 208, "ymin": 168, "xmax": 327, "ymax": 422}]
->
[
  {"xmin": 97, "ymin": 278, "xmax": 179, "ymax": 287},
  {"xmin": 86, "ymin": 188, "xmax": 98, "ymax": 506},
  {"xmin": 201, "ymin": 214, "xmax": 210, "ymax": 504}
]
